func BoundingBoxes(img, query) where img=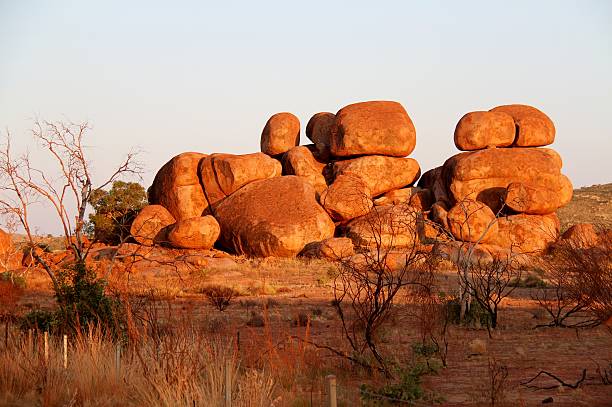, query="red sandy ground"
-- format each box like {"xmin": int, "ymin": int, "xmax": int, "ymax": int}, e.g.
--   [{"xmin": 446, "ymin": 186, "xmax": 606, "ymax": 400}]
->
[{"xmin": 15, "ymin": 250, "xmax": 612, "ymax": 407}]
